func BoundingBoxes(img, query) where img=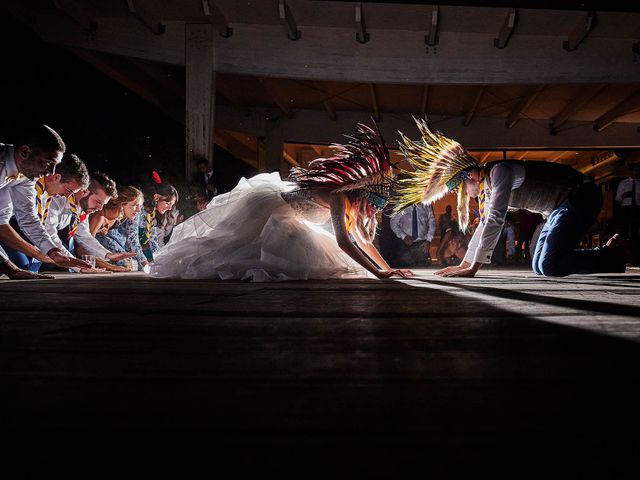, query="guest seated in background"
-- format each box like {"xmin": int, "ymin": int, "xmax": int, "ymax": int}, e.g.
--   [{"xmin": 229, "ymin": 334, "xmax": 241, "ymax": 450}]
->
[
  {"xmin": 95, "ymin": 185, "xmax": 145, "ymax": 269},
  {"xmin": 1, "ymin": 152, "xmax": 91, "ymax": 273},
  {"xmin": 437, "ymin": 204, "xmax": 457, "ymax": 239},
  {"xmin": 437, "ymin": 228, "xmax": 468, "ymax": 266},
  {"xmin": 390, "ymin": 201, "xmax": 436, "ymax": 268},
  {"xmin": 191, "ymin": 157, "xmax": 217, "ymax": 201}
]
